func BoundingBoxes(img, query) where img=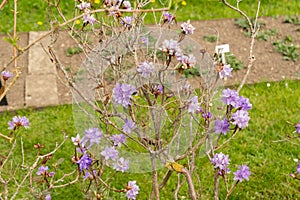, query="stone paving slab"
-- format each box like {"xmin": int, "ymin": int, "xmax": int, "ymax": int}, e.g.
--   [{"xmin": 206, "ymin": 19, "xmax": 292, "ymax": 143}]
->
[
  {"xmin": 28, "ymin": 31, "xmax": 56, "ymax": 75},
  {"xmin": 25, "ymin": 74, "xmax": 58, "ymax": 107}
]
